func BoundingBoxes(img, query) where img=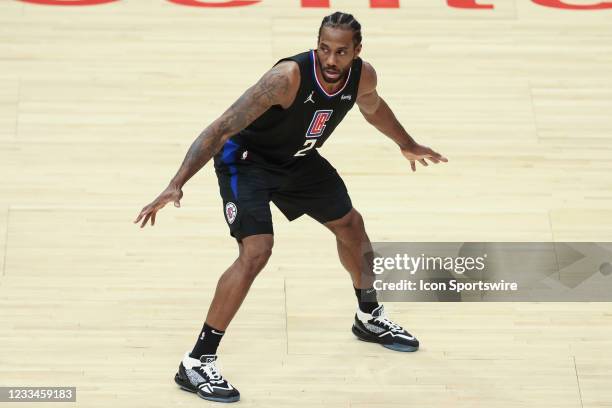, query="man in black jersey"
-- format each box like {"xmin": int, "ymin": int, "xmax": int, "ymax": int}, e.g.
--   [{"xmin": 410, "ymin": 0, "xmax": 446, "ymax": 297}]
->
[{"xmin": 134, "ymin": 12, "xmax": 447, "ymax": 403}]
